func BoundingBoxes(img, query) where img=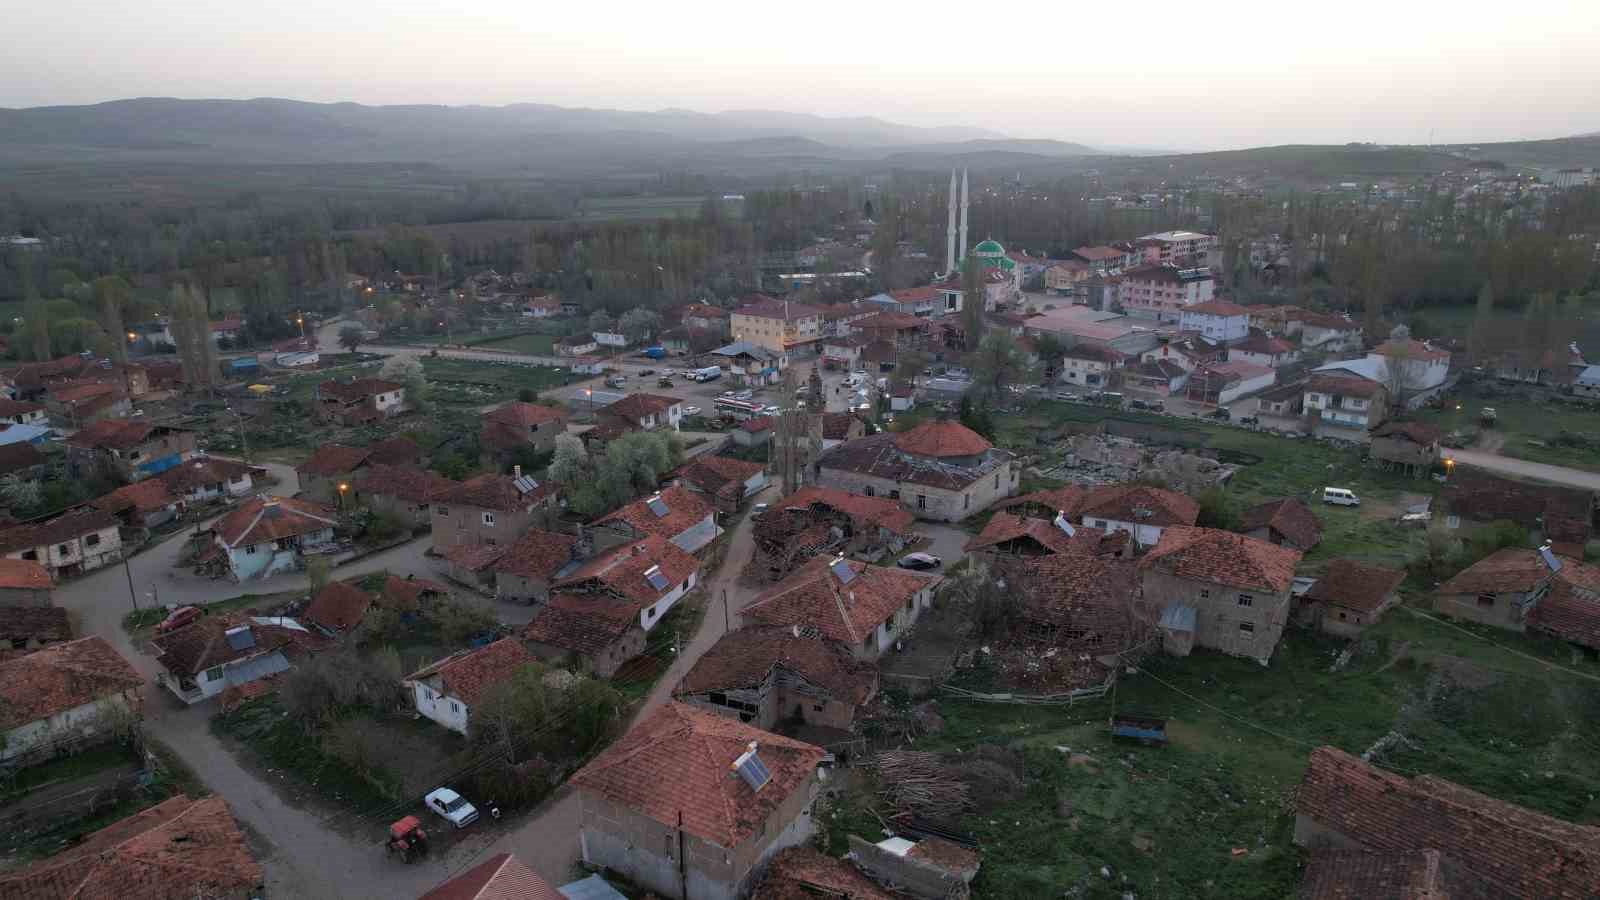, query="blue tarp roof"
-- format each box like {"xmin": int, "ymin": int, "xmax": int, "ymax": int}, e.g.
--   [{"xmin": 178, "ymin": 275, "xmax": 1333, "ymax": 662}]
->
[
  {"xmin": 1158, "ymin": 604, "xmax": 1196, "ymax": 632},
  {"xmin": 559, "ymin": 874, "xmax": 628, "ymax": 900}
]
